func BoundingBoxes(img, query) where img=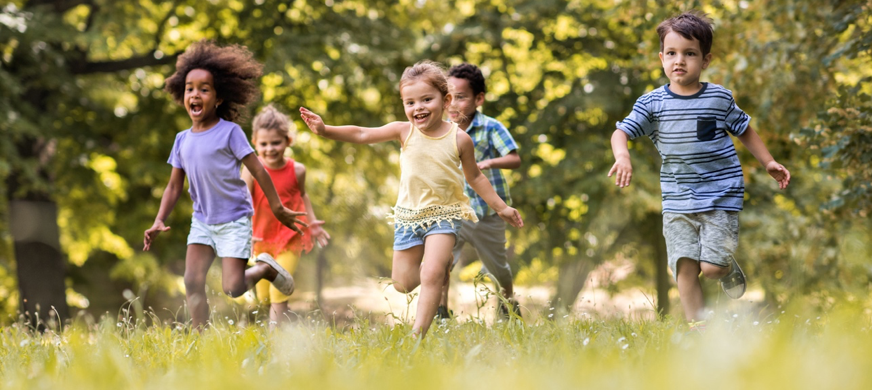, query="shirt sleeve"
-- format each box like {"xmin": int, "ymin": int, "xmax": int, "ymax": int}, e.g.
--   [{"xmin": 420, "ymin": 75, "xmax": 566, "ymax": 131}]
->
[
  {"xmin": 490, "ymin": 120, "xmax": 519, "ymax": 156},
  {"xmin": 616, "ymin": 95, "xmax": 656, "ymax": 140},
  {"xmin": 228, "ymin": 124, "xmax": 255, "ymax": 160},
  {"xmin": 167, "ymin": 132, "xmax": 184, "ymax": 169},
  {"xmin": 724, "ymin": 91, "xmax": 750, "ymax": 137}
]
